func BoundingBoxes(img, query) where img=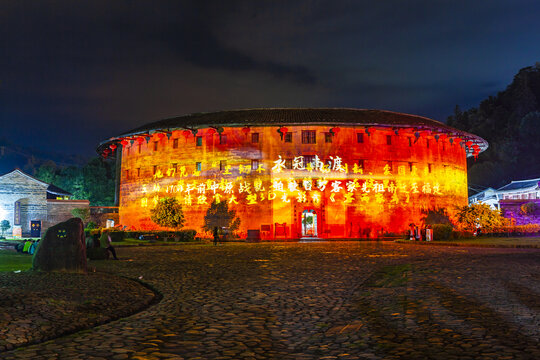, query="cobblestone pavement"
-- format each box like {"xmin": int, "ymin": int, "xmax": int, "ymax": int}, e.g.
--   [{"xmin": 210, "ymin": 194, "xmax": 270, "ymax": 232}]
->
[{"xmin": 2, "ymin": 242, "xmax": 539, "ymax": 359}]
